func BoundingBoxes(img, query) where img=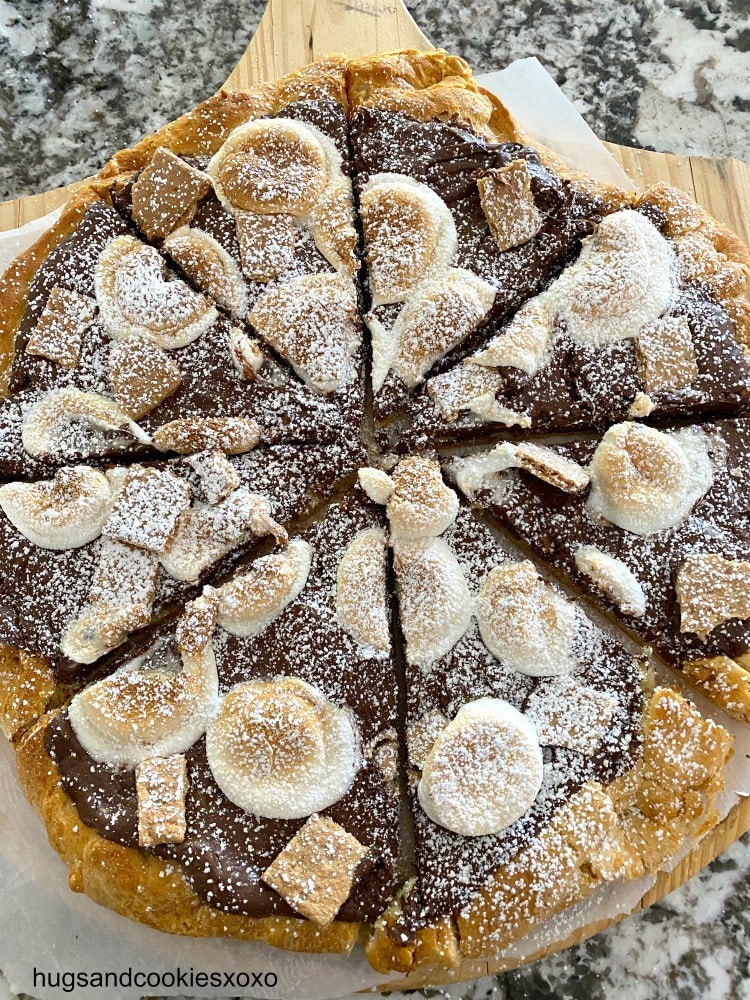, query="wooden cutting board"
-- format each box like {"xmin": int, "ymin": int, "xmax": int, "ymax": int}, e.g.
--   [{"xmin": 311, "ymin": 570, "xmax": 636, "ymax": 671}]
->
[{"xmin": 1, "ymin": 0, "xmax": 749, "ymax": 988}]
